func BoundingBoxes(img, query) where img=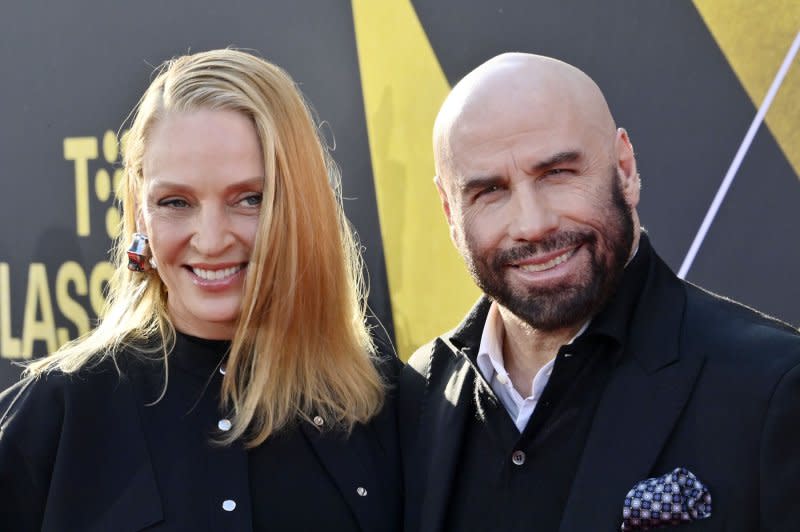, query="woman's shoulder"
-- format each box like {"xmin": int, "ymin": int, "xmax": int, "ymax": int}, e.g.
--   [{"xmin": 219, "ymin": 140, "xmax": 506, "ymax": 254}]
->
[
  {"xmin": 1, "ymin": 355, "xmax": 114, "ymax": 411},
  {"xmin": 0, "ymin": 347, "xmax": 166, "ymax": 531},
  {"xmin": 0, "ymin": 356, "xmax": 128, "ymax": 486},
  {"xmin": 1, "ymin": 346, "xmax": 159, "ymax": 425}
]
